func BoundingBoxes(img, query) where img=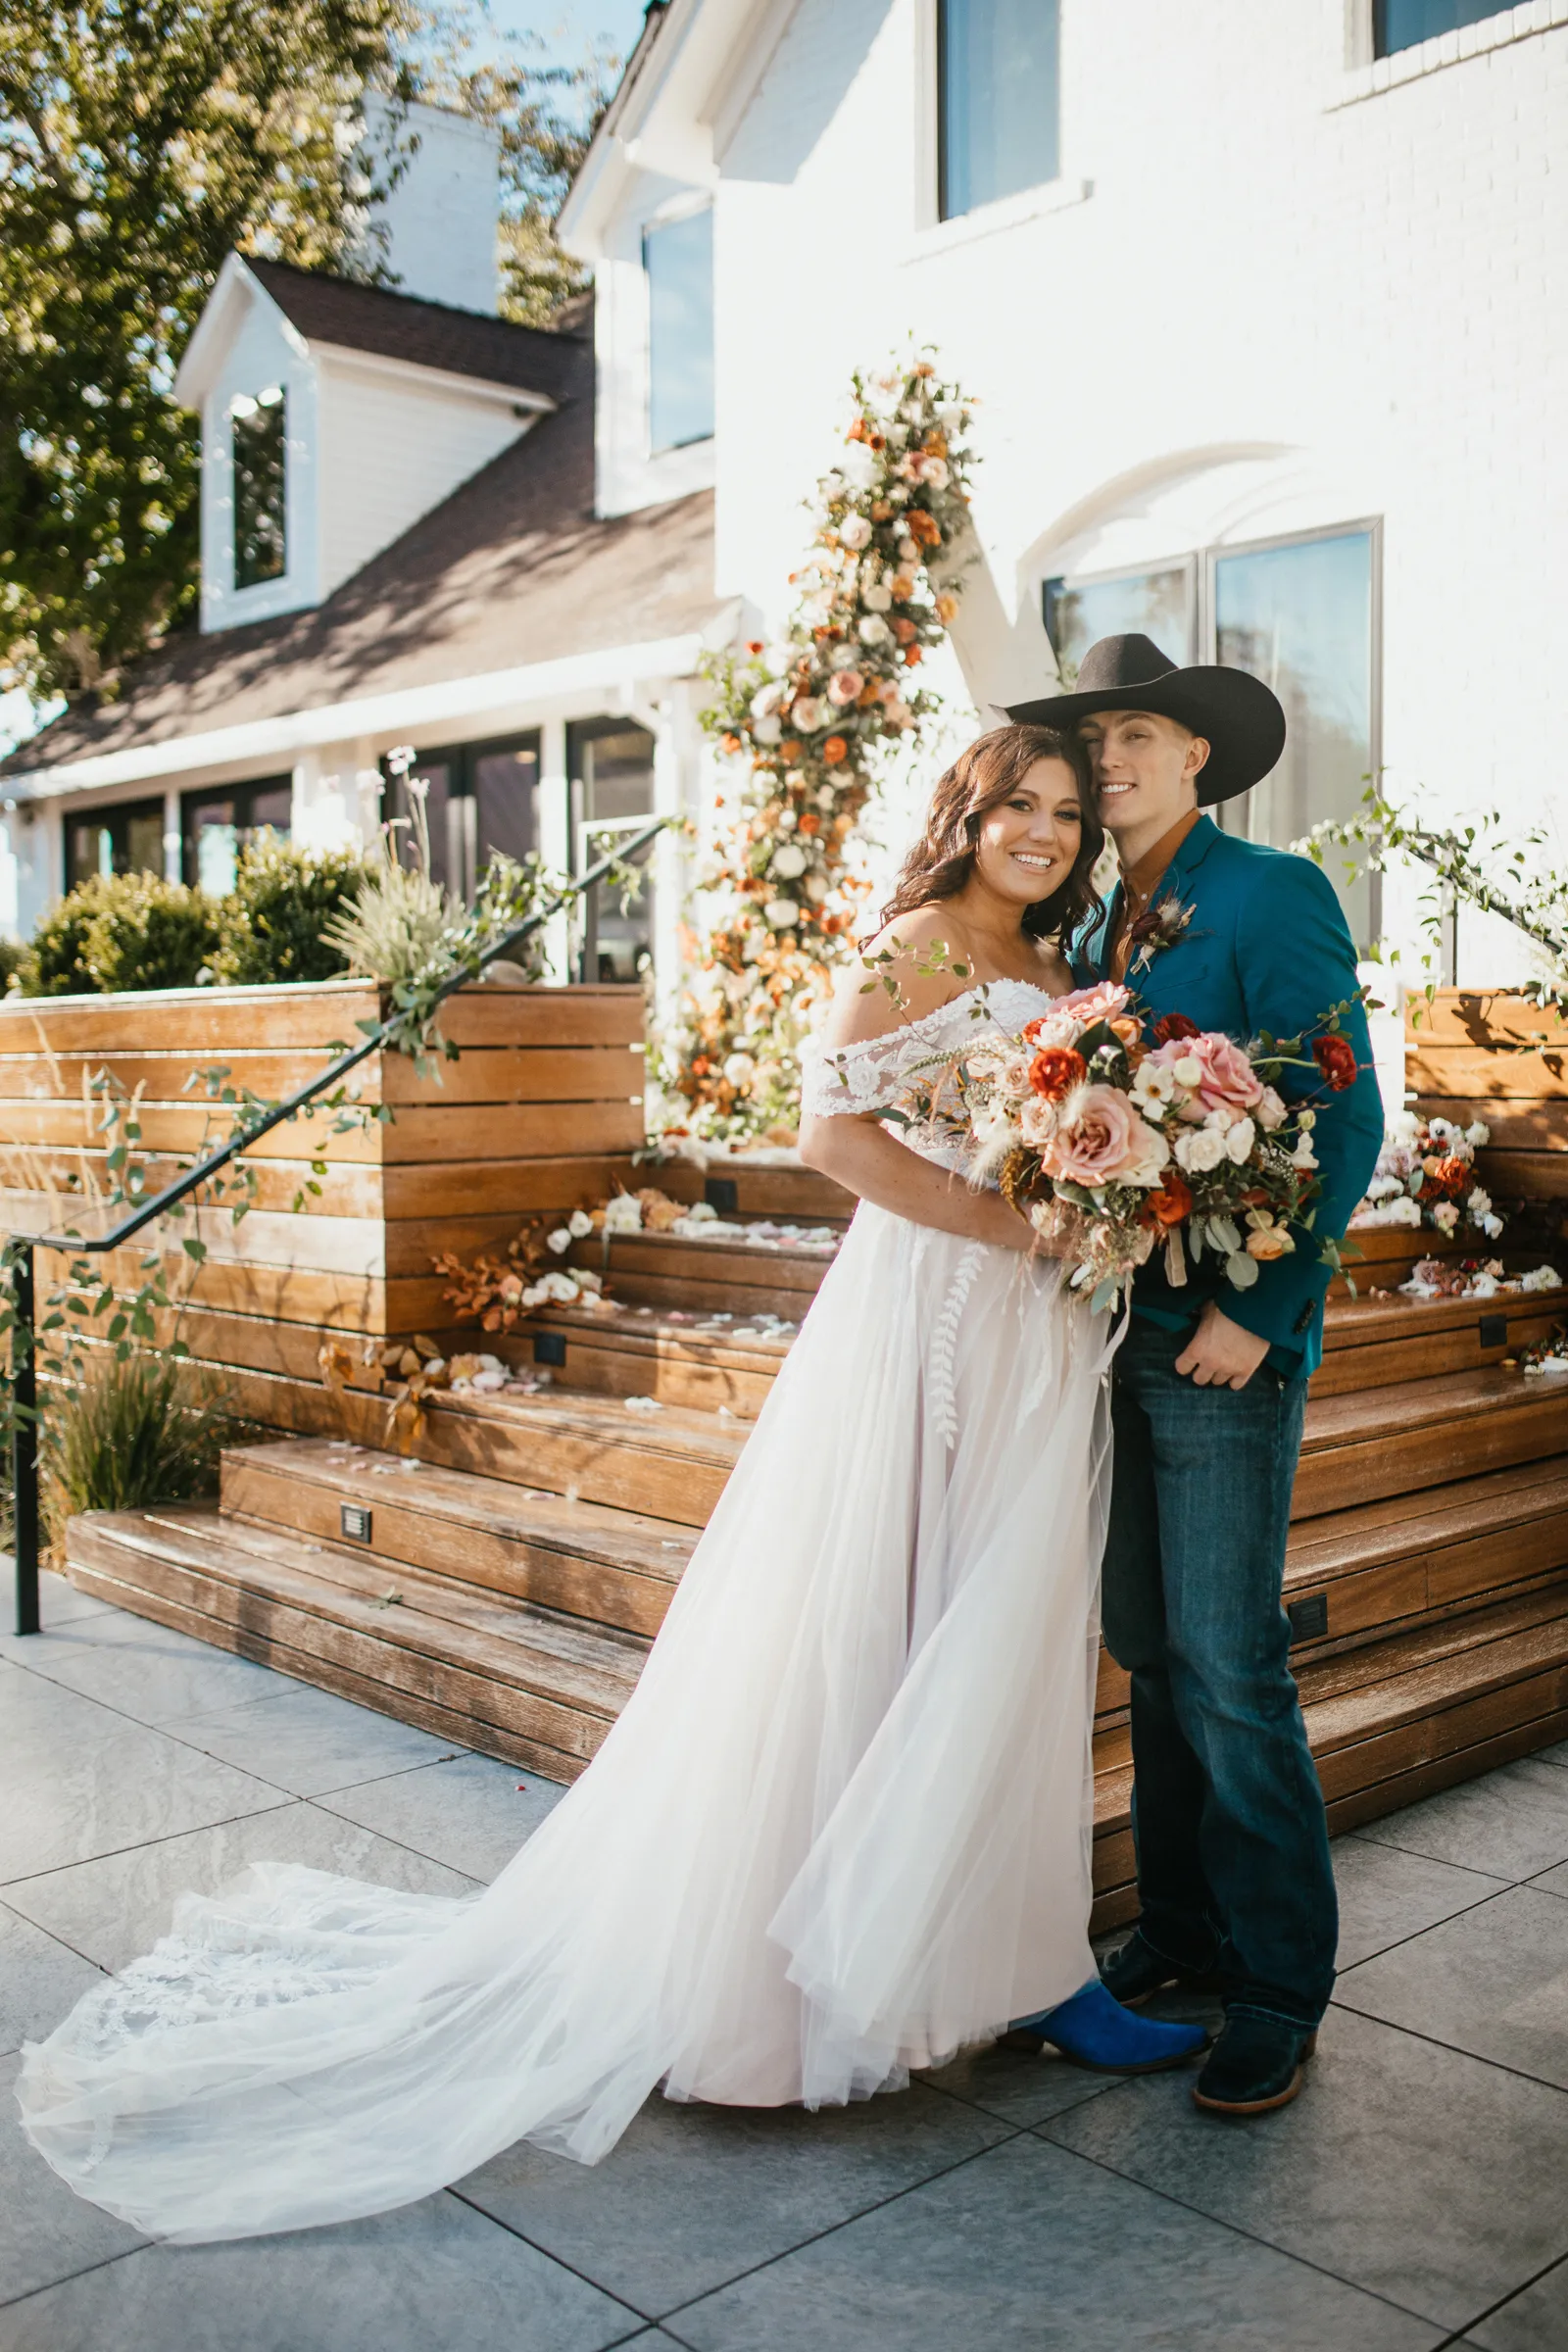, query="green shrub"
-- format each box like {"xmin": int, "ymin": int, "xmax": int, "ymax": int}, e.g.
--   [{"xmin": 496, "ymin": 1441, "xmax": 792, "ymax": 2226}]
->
[
  {"xmin": 45, "ymin": 1351, "xmax": 231, "ymax": 1526},
  {"xmin": 213, "ymin": 836, "xmax": 367, "ymax": 986},
  {"xmin": 20, "ymin": 871, "xmax": 220, "ymax": 996},
  {"xmin": 0, "ymin": 936, "xmax": 25, "ymax": 993}
]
